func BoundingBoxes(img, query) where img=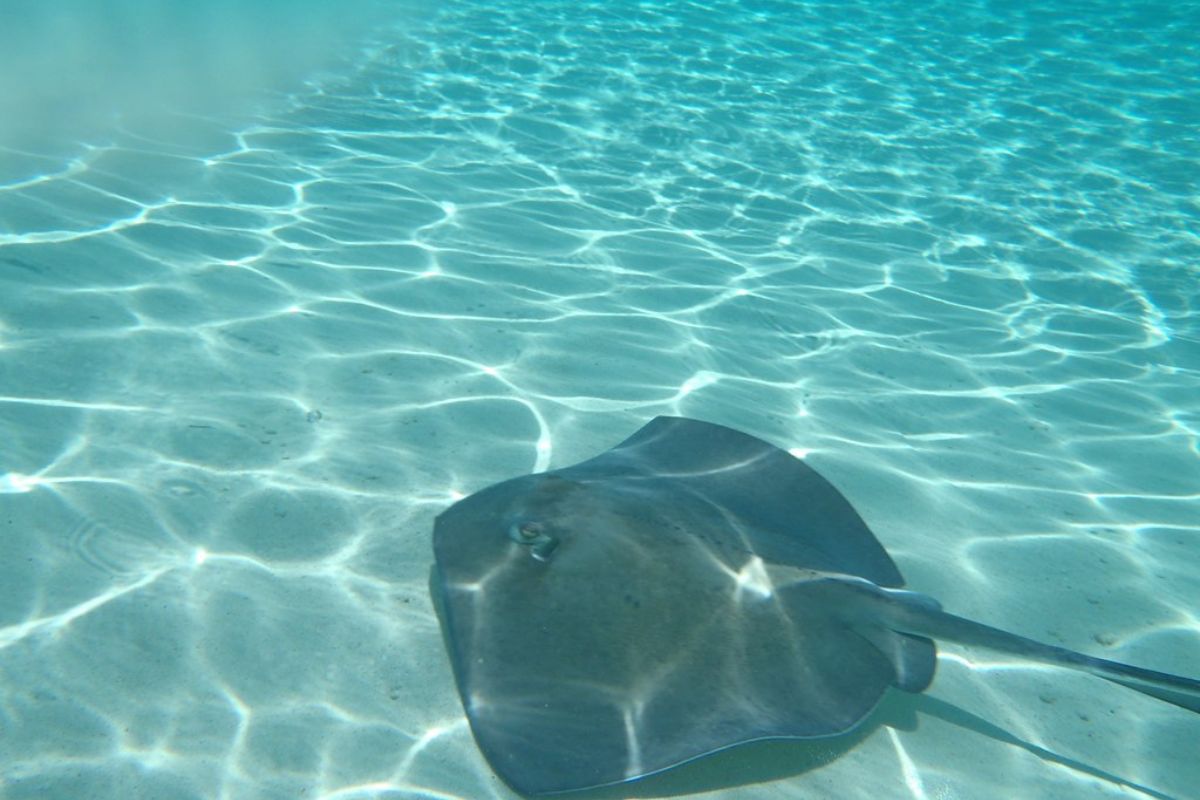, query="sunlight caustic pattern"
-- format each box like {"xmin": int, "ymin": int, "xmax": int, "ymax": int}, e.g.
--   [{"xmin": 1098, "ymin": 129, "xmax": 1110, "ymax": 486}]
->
[{"xmin": 0, "ymin": 0, "xmax": 1197, "ymax": 799}]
